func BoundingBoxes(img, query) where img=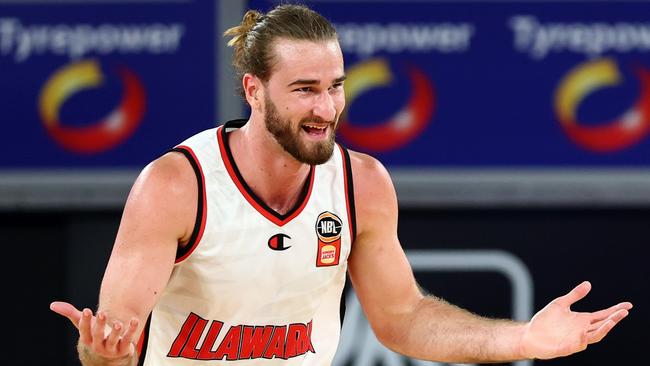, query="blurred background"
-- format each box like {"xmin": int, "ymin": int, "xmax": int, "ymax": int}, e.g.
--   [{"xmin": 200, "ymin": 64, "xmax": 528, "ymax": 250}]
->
[{"xmin": 1, "ymin": 0, "xmax": 647, "ymax": 365}]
